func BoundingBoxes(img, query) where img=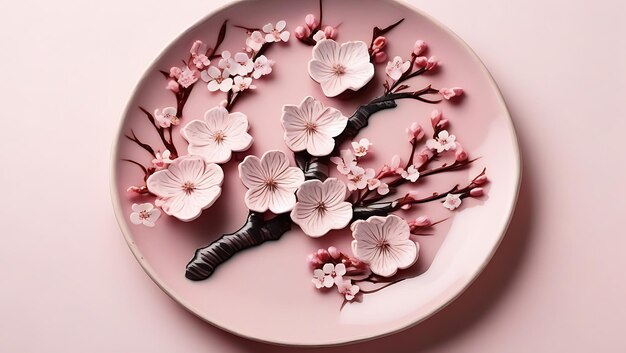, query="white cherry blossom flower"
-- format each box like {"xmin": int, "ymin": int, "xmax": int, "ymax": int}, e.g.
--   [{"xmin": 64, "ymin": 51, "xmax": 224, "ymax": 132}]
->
[
  {"xmin": 280, "ymin": 96, "xmax": 348, "ymax": 156},
  {"xmin": 330, "ymin": 149, "xmax": 356, "ymax": 175},
  {"xmin": 153, "ymin": 107, "xmax": 179, "ymax": 128},
  {"xmin": 233, "ymin": 52, "xmax": 254, "ymax": 76},
  {"xmin": 385, "ymin": 56, "xmax": 411, "ymax": 81},
  {"xmin": 401, "ymin": 165, "xmax": 420, "ymax": 182},
  {"xmin": 181, "ymin": 106, "xmax": 253, "ymax": 163},
  {"xmin": 246, "ymin": 31, "xmax": 266, "ymax": 52},
  {"xmin": 312, "ymin": 263, "xmax": 346, "ymax": 289},
  {"xmin": 426, "ymin": 130, "xmax": 457, "ymax": 153},
  {"xmin": 351, "ymin": 215, "xmax": 419, "ymax": 277},
  {"xmin": 442, "ymin": 193, "xmax": 462, "ymax": 210},
  {"xmin": 152, "ymin": 150, "xmax": 173, "ymax": 169},
  {"xmin": 377, "ymin": 182, "xmax": 390, "ymax": 195},
  {"xmin": 347, "ymin": 166, "xmax": 375, "ymax": 191},
  {"xmin": 291, "ymin": 178, "xmax": 353, "ymax": 237},
  {"xmin": 351, "ymin": 138, "xmax": 372, "ymax": 157},
  {"xmin": 201, "ymin": 66, "xmax": 233, "ymax": 92},
  {"xmin": 130, "ymin": 203, "xmax": 161, "ymax": 227},
  {"xmin": 308, "ymin": 40, "xmax": 375, "ymax": 97},
  {"xmin": 336, "ymin": 279, "xmax": 360, "ymax": 300},
  {"xmin": 232, "ymin": 75, "xmax": 256, "ymax": 93},
  {"xmin": 252, "ymin": 55, "xmax": 273, "ymax": 79},
  {"xmin": 218, "ymin": 50, "xmax": 242, "ymax": 74},
  {"xmin": 263, "ymin": 20, "xmax": 290, "ymax": 43},
  {"xmin": 146, "ymin": 156, "xmax": 224, "ymax": 222},
  {"xmin": 238, "ymin": 150, "xmax": 305, "ymax": 213}
]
